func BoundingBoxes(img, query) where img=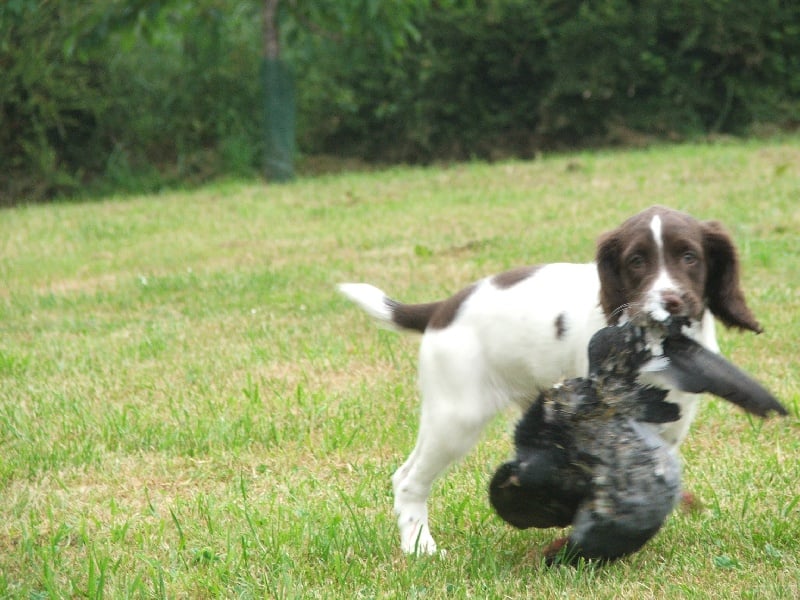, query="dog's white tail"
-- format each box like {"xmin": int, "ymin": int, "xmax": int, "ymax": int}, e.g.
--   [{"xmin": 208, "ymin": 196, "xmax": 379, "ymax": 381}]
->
[{"xmin": 337, "ymin": 283, "xmax": 398, "ymax": 328}]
